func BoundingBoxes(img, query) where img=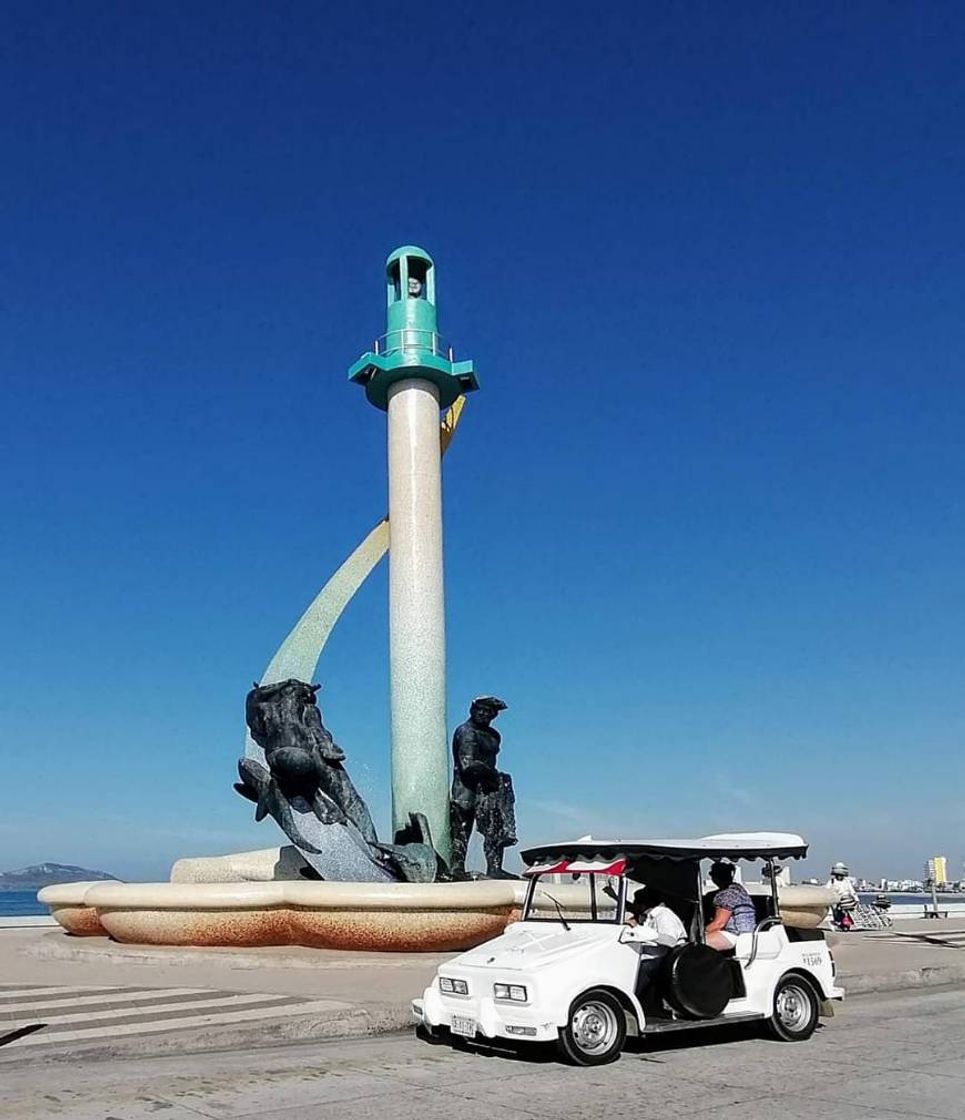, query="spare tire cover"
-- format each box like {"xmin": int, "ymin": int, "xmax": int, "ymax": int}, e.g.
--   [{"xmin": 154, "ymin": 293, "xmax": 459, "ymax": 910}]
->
[{"xmin": 662, "ymin": 944, "xmax": 733, "ymax": 1019}]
